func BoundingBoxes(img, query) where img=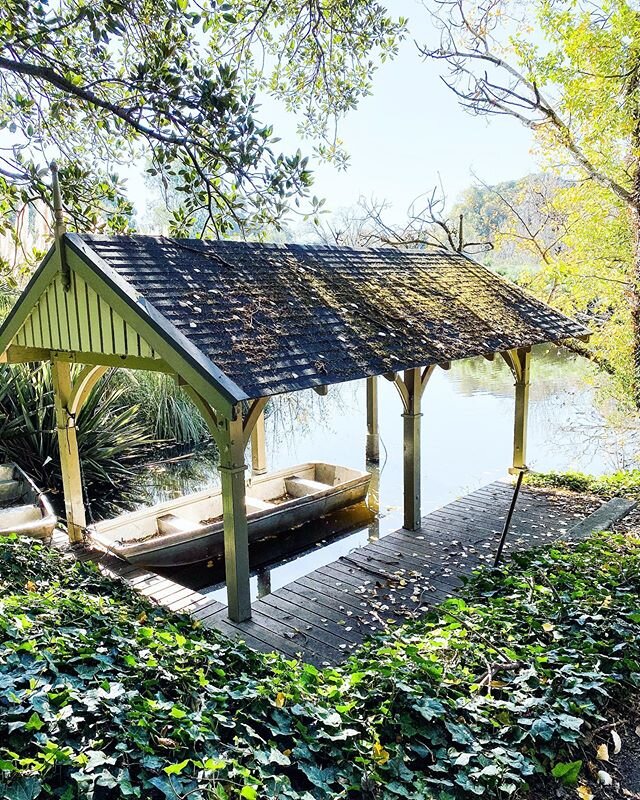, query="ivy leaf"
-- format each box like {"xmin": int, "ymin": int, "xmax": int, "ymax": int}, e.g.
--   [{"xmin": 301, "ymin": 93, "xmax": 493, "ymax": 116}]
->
[
  {"xmin": 2, "ymin": 777, "xmax": 42, "ymax": 800},
  {"xmin": 24, "ymin": 712, "xmax": 44, "ymax": 731},
  {"xmin": 163, "ymin": 759, "xmax": 190, "ymax": 776},
  {"xmin": 551, "ymin": 760, "xmax": 582, "ymax": 785}
]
